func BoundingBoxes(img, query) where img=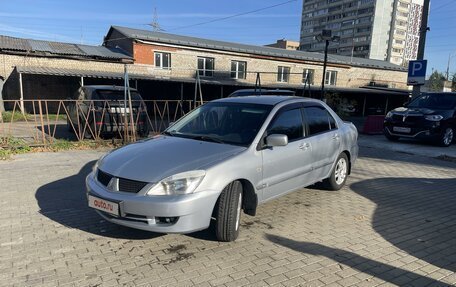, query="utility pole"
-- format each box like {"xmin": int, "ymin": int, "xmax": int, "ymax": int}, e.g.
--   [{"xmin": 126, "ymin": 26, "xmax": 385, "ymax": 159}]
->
[
  {"xmin": 149, "ymin": 7, "xmax": 162, "ymax": 32},
  {"xmin": 411, "ymin": 0, "xmax": 431, "ymax": 99}
]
